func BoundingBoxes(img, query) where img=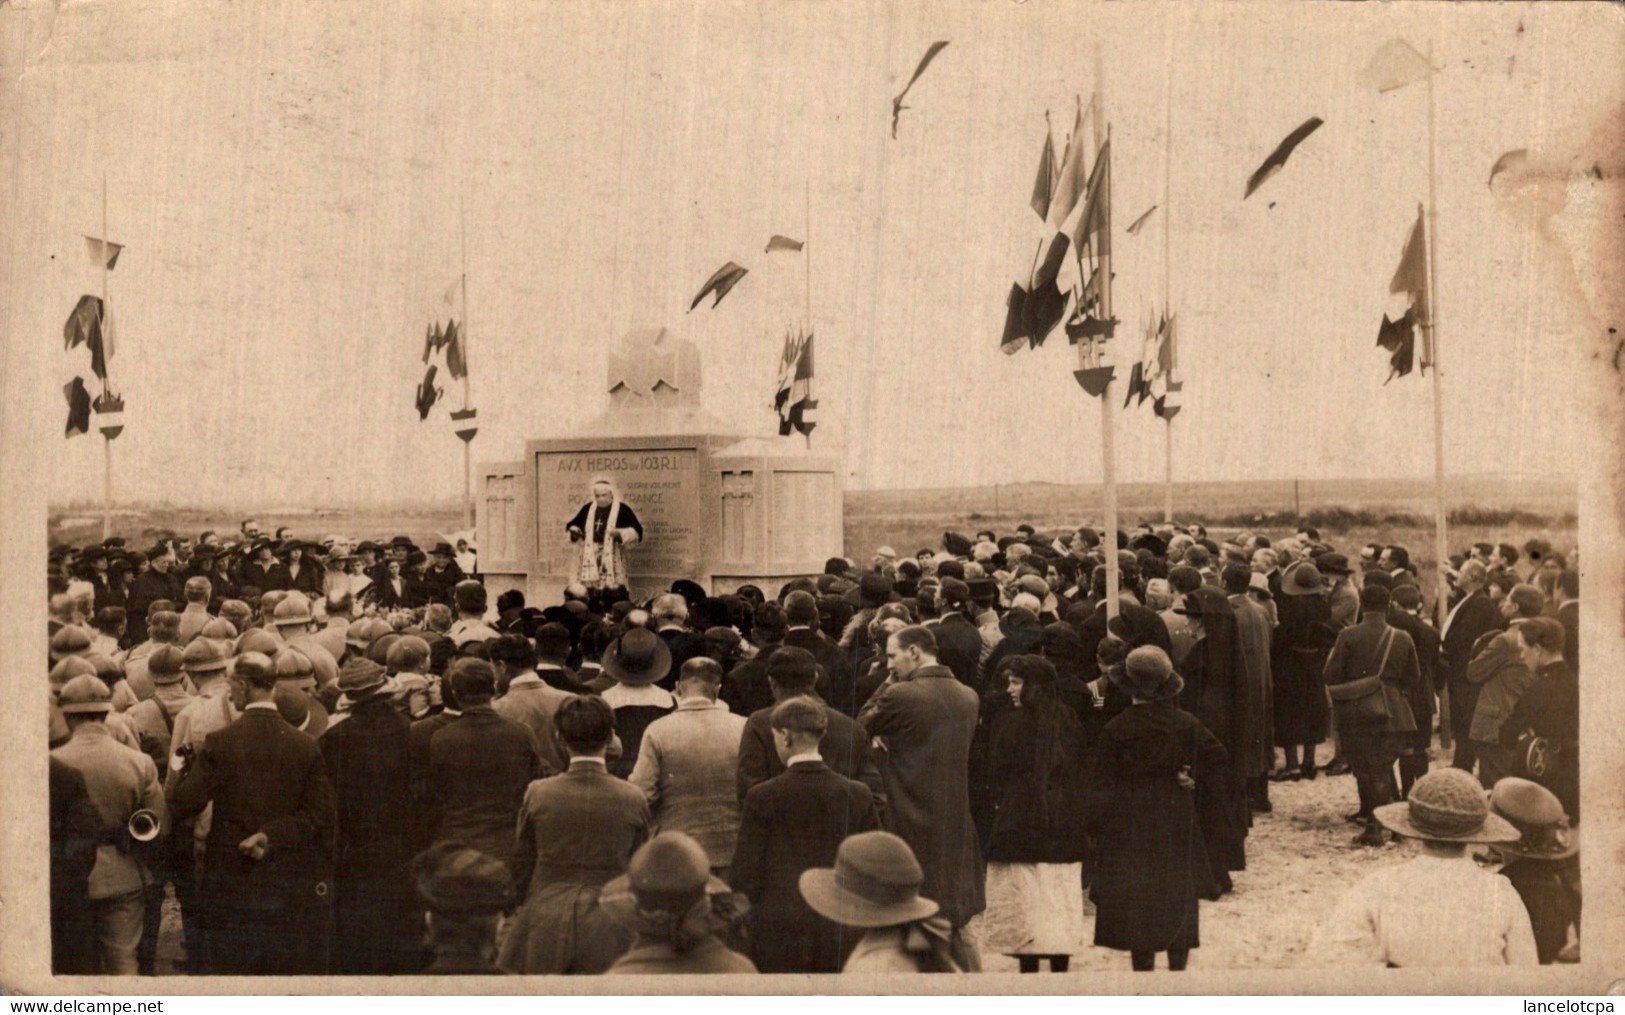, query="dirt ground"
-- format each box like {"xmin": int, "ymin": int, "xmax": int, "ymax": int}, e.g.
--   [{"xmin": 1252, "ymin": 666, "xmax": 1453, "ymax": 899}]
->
[{"xmin": 968, "ymin": 741, "xmax": 1452, "ymax": 974}]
